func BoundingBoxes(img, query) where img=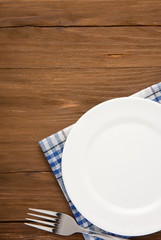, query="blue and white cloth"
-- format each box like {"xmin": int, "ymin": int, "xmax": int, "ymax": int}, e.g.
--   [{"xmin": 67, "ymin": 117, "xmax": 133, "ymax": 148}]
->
[{"xmin": 39, "ymin": 83, "xmax": 161, "ymax": 240}]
